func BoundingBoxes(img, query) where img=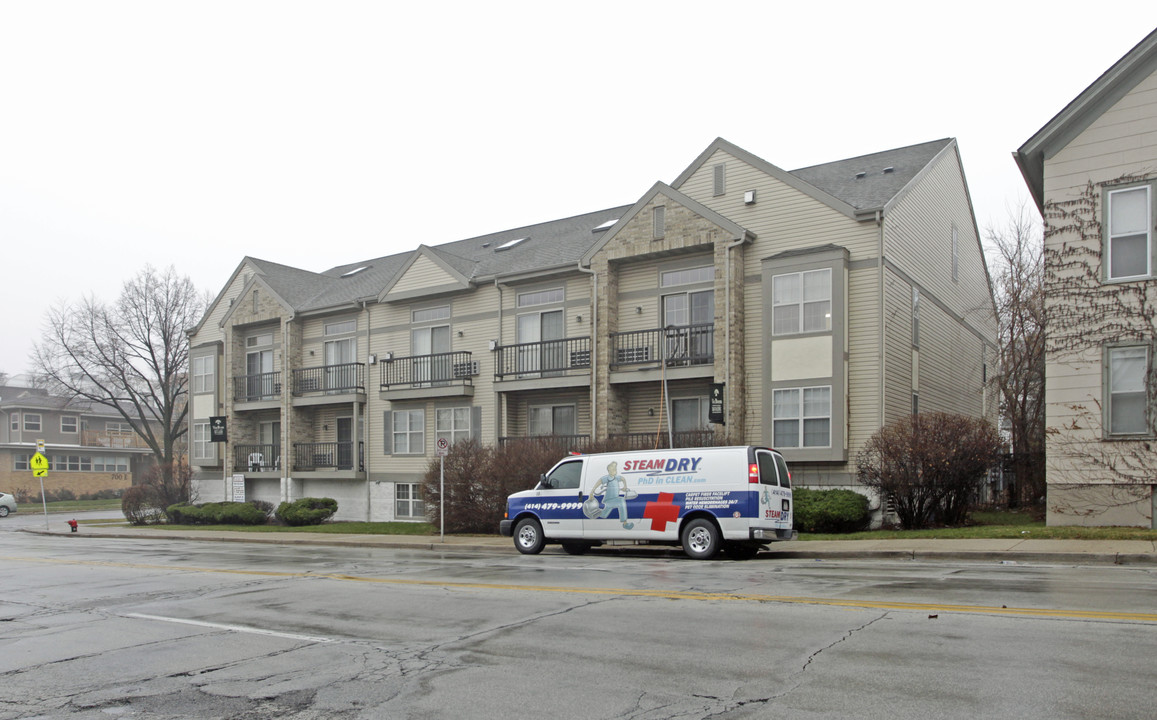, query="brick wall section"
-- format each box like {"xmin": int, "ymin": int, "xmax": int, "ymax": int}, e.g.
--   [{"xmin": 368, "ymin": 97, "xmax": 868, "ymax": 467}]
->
[
  {"xmin": 591, "ymin": 196, "xmax": 745, "ymax": 442},
  {"xmin": 0, "ymin": 465, "xmax": 132, "ymax": 499}
]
